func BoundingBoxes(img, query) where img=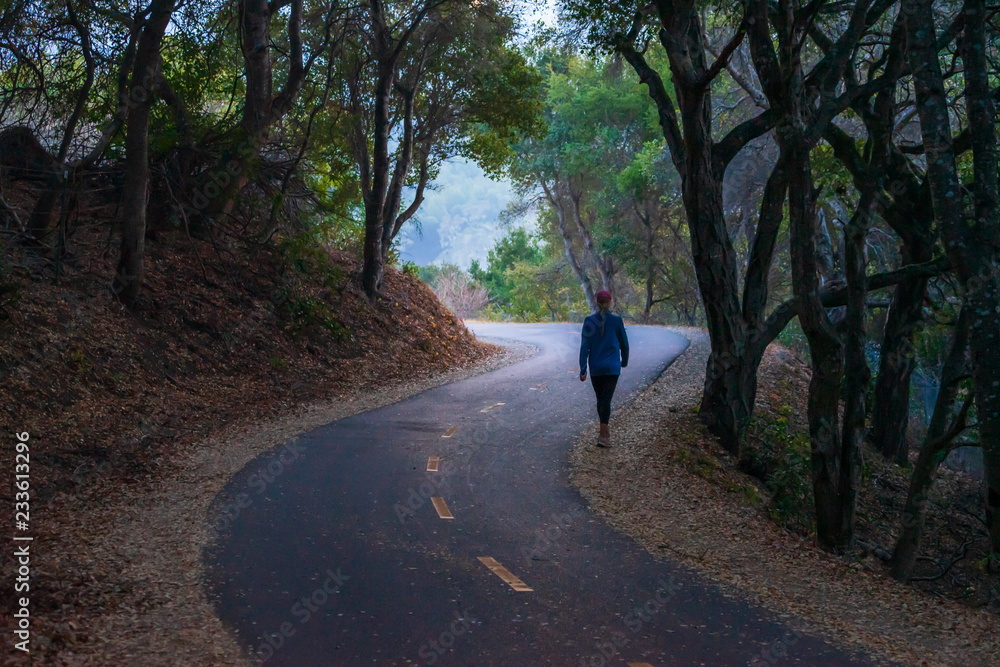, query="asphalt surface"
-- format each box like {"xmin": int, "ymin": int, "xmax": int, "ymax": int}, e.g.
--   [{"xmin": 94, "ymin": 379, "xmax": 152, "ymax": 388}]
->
[{"xmin": 204, "ymin": 323, "xmax": 871, "ymax": 666}]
